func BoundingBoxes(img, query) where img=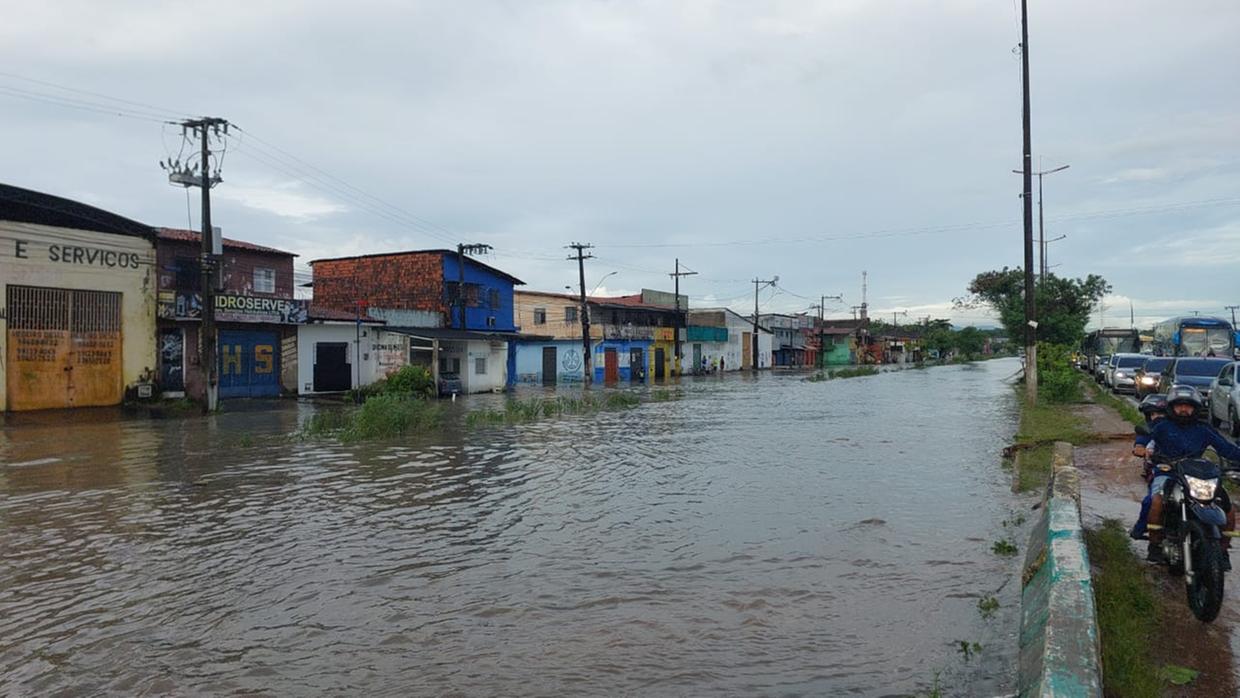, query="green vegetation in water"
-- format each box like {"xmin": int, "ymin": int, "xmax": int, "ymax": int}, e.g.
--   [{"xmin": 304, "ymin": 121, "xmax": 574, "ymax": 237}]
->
[
  {"xmin": 349, "ymin": 365, "xmax": 436, "ymax": 401},
  {"xmin": 1001, "ymin": 511, "xmax": 1027, "ymax": 528},
  {"xmin": 465, "ymin": 392, "xmax": 641, "ymax": 426},
  {"xmin": 1084, "ymin": 519, "xmax": 1165, "ymax": 698},
  {"xmin": 807, "ymin": 366, "xmax": 880, "ymax": 382},
  {"xmin": 976, "ymin": 595, "xmax": 1000, "ymax": 620},
  {"xmin": 920, "ymin": 671, "xmax": 944, "ymax": 698},
  {"xmin": 991, "ymin": 539, "xmax": 1018, "ymax": 556},
  {"xmin": 650, "ymin": 389, "xmax": 680, "ymax": 402},
  {"xmin": 303, "ymin": 394, "xmax": 442, "ymax": 443},
  {"xmin": 954, "ymin": 640, "xmax": 983, "ymax": 662}
]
